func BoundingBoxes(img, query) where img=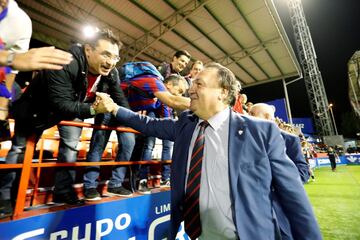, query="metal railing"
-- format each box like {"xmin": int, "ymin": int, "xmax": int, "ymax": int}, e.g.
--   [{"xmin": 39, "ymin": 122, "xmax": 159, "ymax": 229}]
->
[{"xmin": 0, "ymin": 120, "xmax": 171, "ymax": 219}]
